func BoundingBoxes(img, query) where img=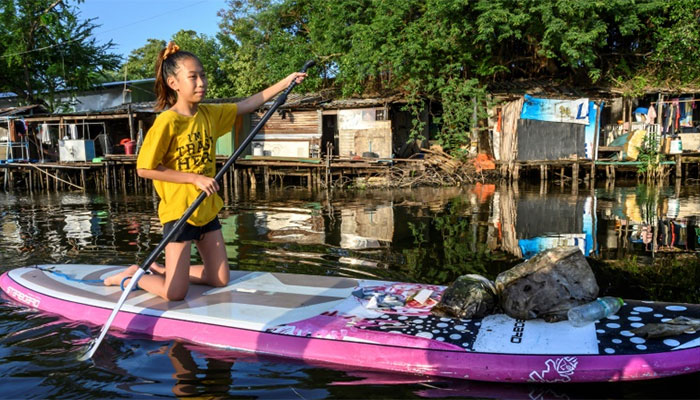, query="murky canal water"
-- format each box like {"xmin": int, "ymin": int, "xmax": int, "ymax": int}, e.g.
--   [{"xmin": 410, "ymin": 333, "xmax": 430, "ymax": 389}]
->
[{"xmin": 1, "ymin": 183, "xmax": 699, "ymax": 398}]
